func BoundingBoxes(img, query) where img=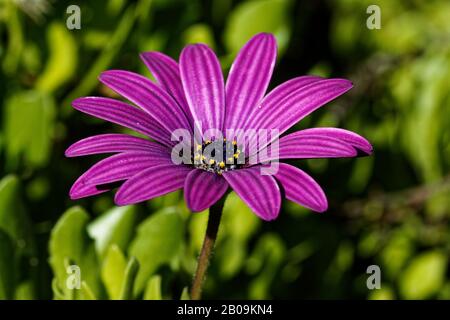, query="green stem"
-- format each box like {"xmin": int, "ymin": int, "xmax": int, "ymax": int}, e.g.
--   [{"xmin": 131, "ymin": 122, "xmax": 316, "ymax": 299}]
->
[{"xmin": 190, "ymin": 199, "xmax": 225, "ymax": 300}]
